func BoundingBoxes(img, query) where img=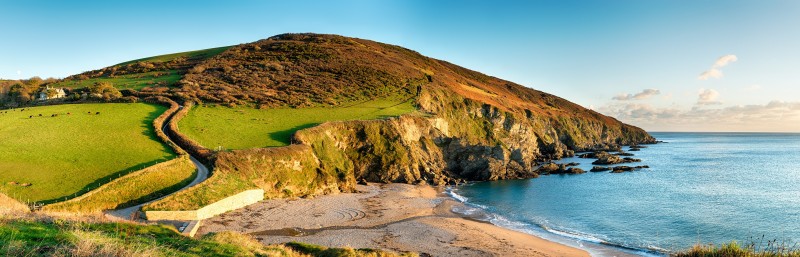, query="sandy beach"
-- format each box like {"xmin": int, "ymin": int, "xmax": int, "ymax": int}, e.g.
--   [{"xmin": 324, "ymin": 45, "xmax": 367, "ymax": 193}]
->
[{"xmin": 197, "ymin": 183, "xmax": 590, "ymax": 257}]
